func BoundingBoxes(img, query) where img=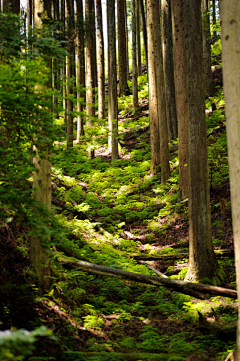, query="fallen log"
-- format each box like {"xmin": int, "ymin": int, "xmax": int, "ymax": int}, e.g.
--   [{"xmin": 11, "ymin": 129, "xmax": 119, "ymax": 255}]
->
[{"xmin": 59, "ymin": 256, "xmax": 237, "ymax": 300}]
